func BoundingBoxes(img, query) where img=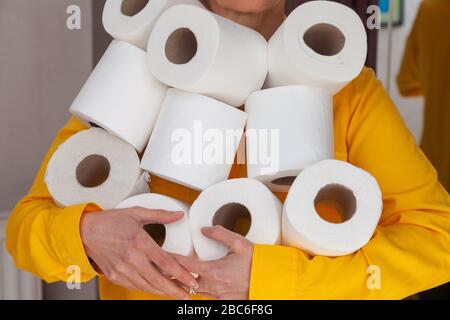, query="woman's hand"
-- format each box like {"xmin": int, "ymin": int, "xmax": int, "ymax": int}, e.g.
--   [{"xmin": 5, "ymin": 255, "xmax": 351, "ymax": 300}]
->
[
  {"xmin": 171, "ymin": 226, "xmax": 254, "ymax": 300},
  {"xmin": 80, "ymin": 207, "xmax": 198, "ymax": 300}
]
